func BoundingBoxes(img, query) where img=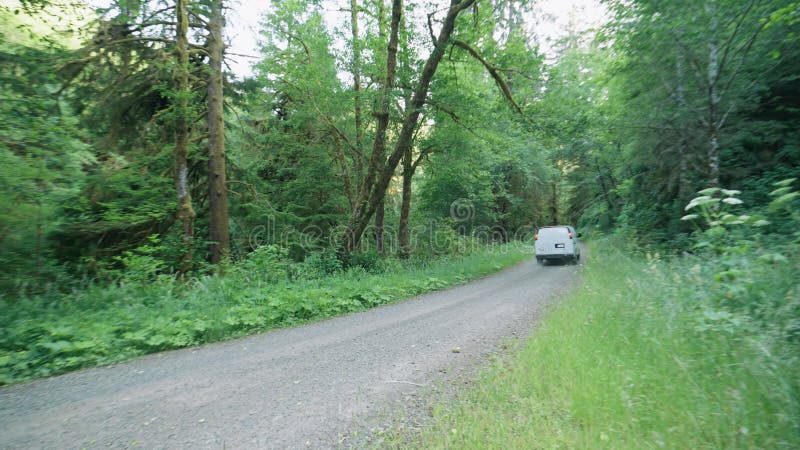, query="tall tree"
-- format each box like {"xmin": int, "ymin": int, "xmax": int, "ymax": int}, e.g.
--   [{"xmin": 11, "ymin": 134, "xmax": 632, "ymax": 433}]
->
[
  {"xmin": 206, "ymin": 0, "xmax": 230, "ymax": 263},
  {"xmin": 342, "ymin": 0, "xmax": 477, "ymax": 253},
  {"xmin": 174, "ymin": 0, "xmax": 195, "ymax": 273},
  {"xmin": 606, "ymin": 0, "xmax": 782, "ymax": 187}
]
